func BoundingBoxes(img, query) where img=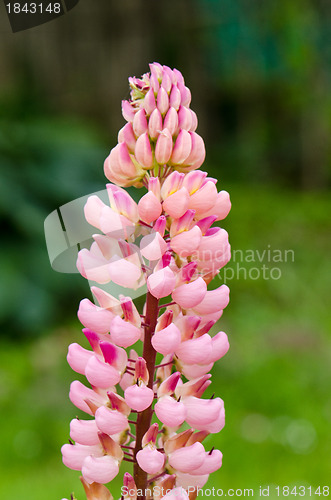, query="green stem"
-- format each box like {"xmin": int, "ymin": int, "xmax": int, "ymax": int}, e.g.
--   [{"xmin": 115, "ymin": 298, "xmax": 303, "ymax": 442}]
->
[{"xmin": 133, "ymin": 292, "xmax": 159, "ymax": 499}]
